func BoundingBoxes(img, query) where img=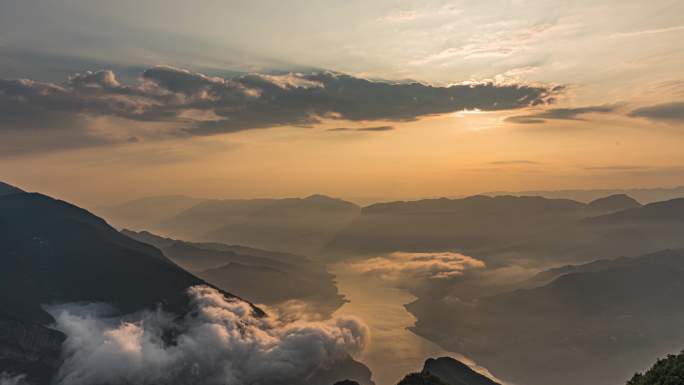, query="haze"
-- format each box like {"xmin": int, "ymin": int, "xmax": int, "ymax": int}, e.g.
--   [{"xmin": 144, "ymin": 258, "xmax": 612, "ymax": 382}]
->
[
  {"xmin": 1, "ymin": 0, "xmax": 683, "ymax": 206},
  {"xmin": 2, "ymin": 2, "xmax": 684, "ymax": 385}
]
